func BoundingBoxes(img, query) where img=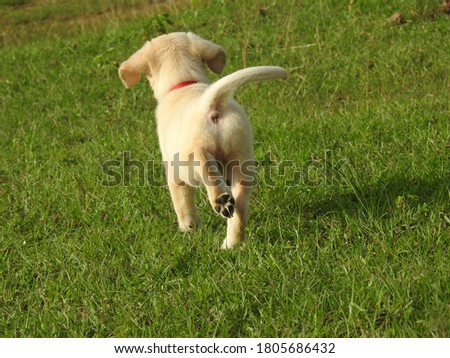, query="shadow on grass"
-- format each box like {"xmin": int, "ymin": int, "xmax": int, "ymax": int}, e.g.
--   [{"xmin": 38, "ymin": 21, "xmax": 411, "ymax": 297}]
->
[
  {"xmin": 262, "ymin": 172, "xmax": 450, "ymax": 245},
  {"xmin": 311, "ymin": 173, "xmax": 449, "ymax": 217},
  {"xmin": 306, "ymin": 173, "xmax": 449, "ymax": 215}
]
